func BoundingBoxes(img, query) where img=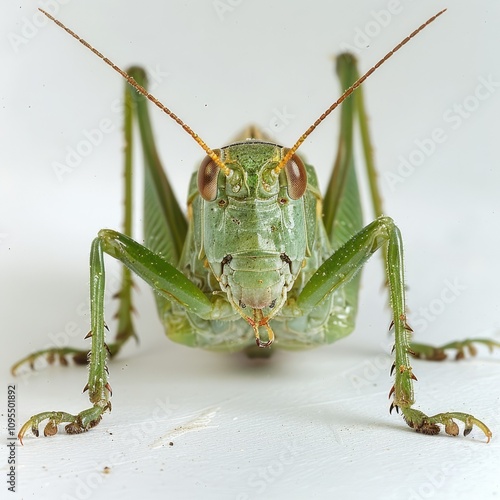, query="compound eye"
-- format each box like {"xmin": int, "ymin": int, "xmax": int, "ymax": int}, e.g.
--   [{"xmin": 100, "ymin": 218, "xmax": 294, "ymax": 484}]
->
[
  {"xmin": 198, "ymin": 156, "xmax": 219, "ymax": 201},
  {"xmin": 284, "ymin": 154, "xmax": 307, "ymax": 200}
]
